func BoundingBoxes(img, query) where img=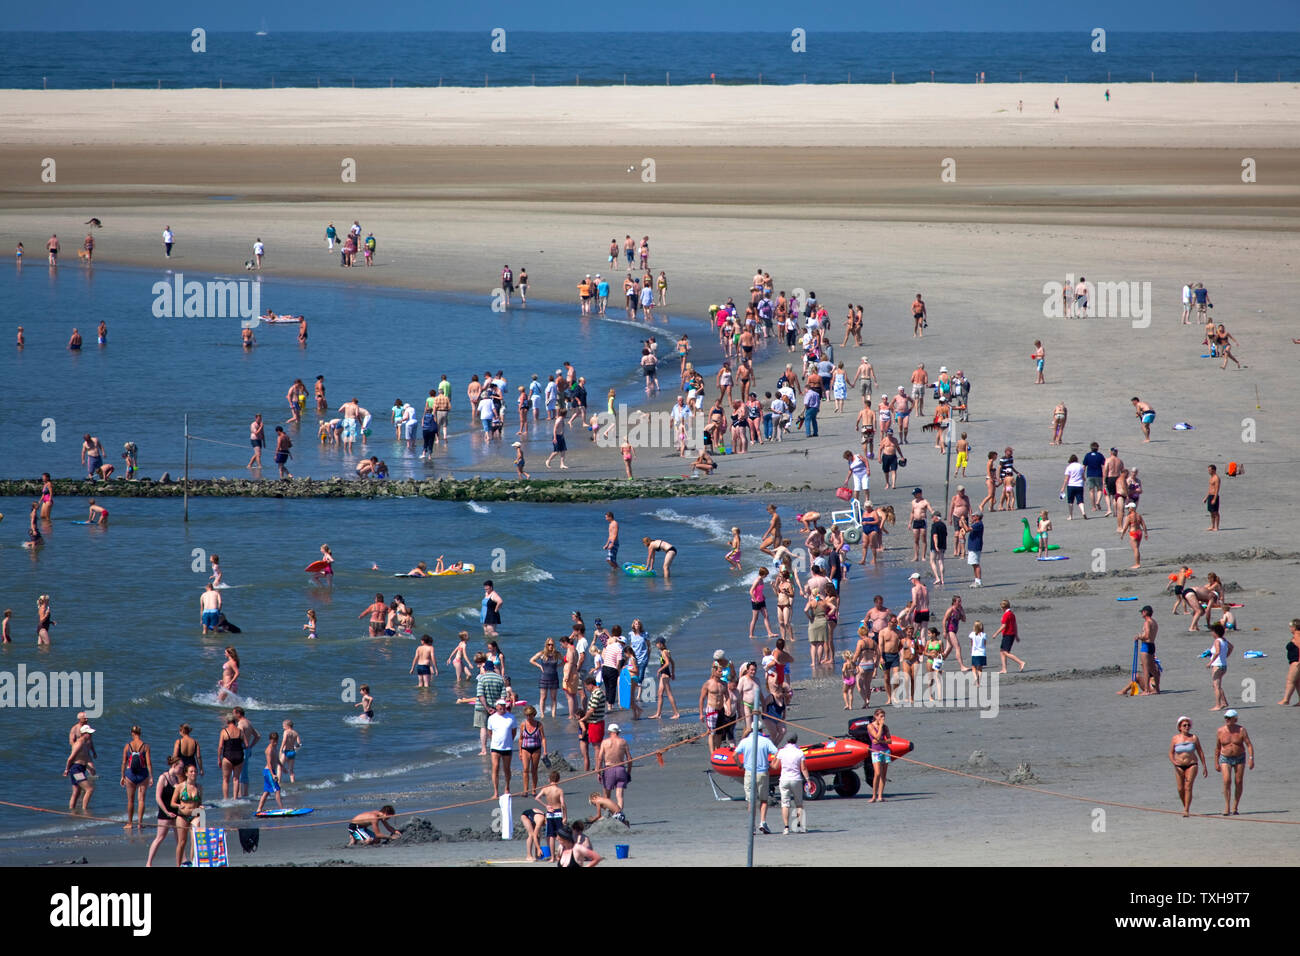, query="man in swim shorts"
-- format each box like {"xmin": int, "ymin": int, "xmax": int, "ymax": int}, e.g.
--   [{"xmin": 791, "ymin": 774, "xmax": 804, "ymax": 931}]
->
[
  {"xmin": 1214, "ymin": 711, "xmax": 1253, "ymax": 816},
  {"xmin": 1131, "ymin": 397, "xmax": 1156, "ymax": 443},
  {"xmin": 597, "ymin": 724, "xmax": 632, "ymax": 820},
  {"xmin": 347, "ymin": 806, "xmax": 401, "ymax": 846},
  {"xmin": 1133, "ymin": 605, "xmax": 1160, "ymax": 694},
  {"xmin": 200, "ymin": 584, "xmax": 222, "ymax": 634},
  {"xmin": 698, "ymin": 666, "xmax": 728, "ymax": 750}
]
